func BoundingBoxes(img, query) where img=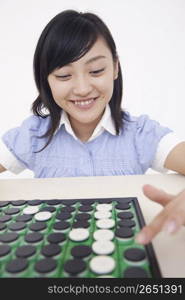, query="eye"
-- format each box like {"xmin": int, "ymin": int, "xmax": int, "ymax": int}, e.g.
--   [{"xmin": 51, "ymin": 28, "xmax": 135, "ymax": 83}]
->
[
  {"xmin": 90, "ymin": 68, "xmax": 105, "ymax": 75},
  {"xmin": 55, "ymin": 74, "xmax": 71, "ymax": 80}
]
